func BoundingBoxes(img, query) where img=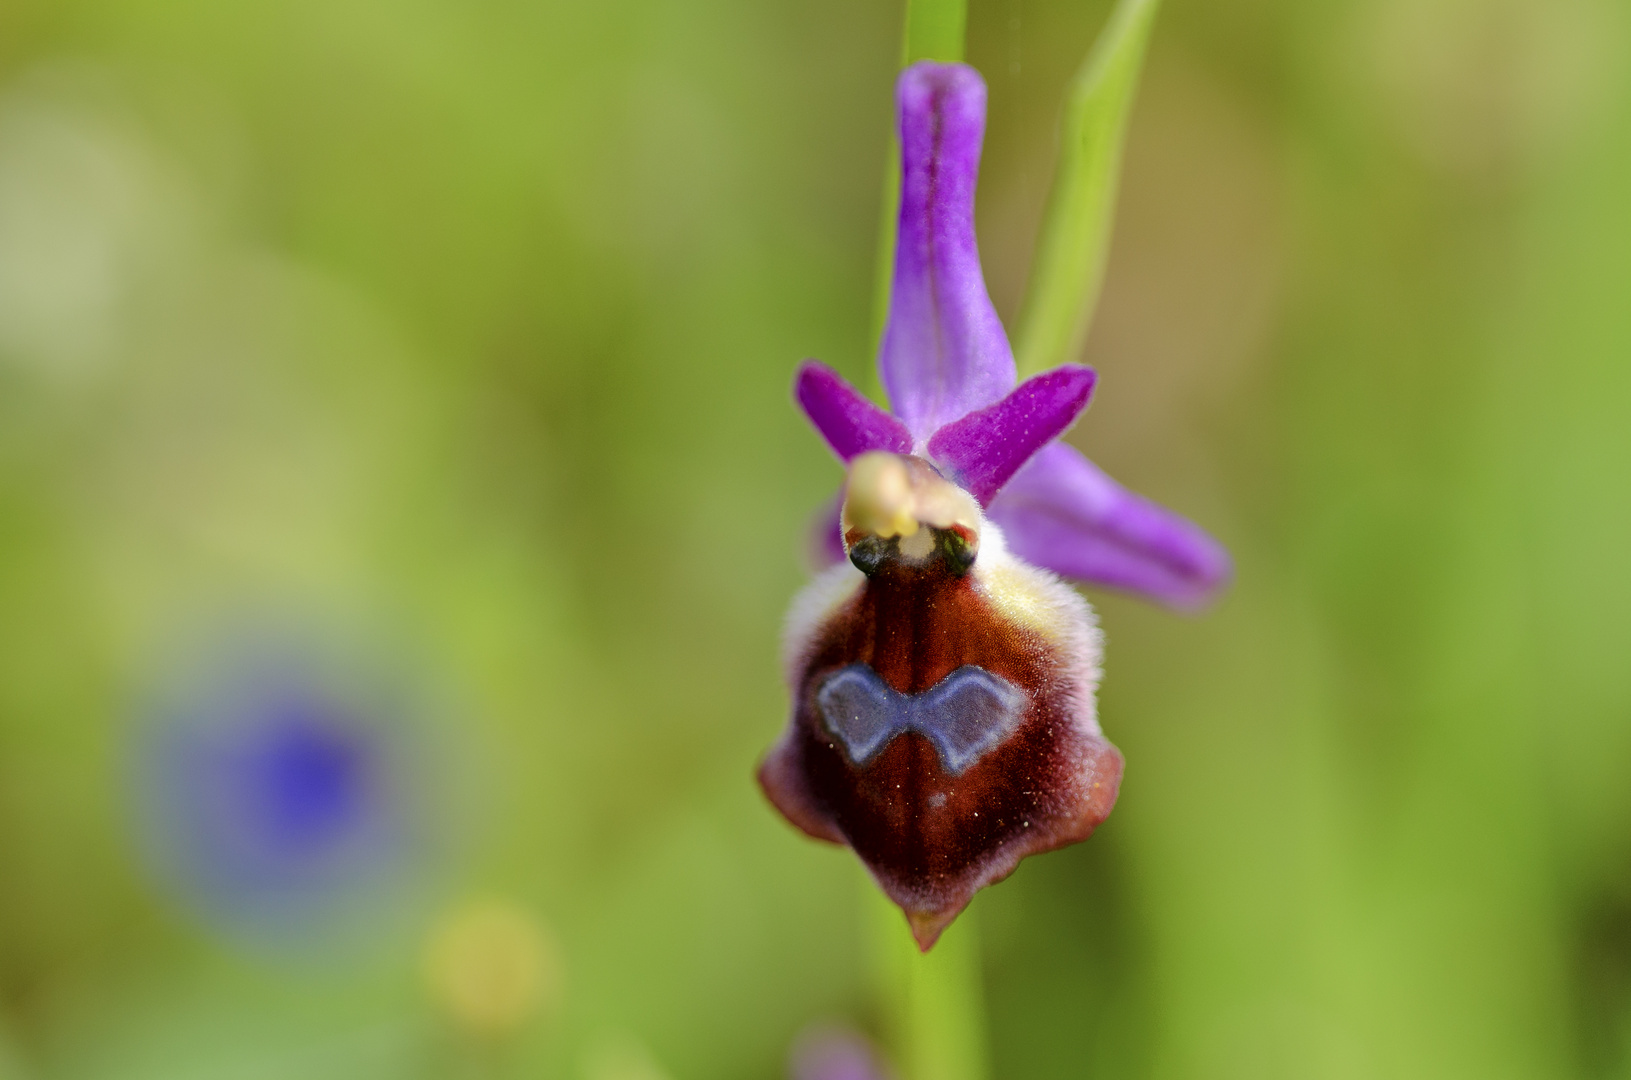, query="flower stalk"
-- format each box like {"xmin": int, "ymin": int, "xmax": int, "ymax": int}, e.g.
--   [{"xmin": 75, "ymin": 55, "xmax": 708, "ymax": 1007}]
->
[{"xmin": 866, "ymin": 880, "xmax": 988, "ymax": 1080}]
